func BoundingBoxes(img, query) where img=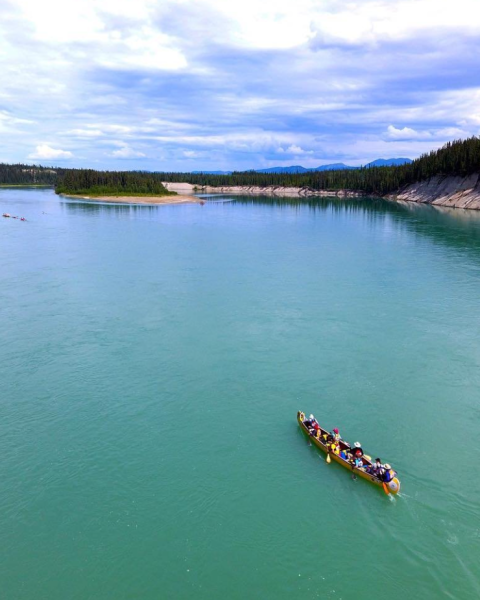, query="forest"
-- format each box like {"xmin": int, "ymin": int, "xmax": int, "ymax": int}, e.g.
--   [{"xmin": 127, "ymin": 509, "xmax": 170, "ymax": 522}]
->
[
  {"xmin": 55, "ymin": 169, "xmax": 175, "ymax": 196},
  {"xmin": 2, "ymin": 137, "xmax": 480, "ymax": 195},
  {"xmin": 0, "ymin": 163, "xmax": 59, "ymax": 185}
]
